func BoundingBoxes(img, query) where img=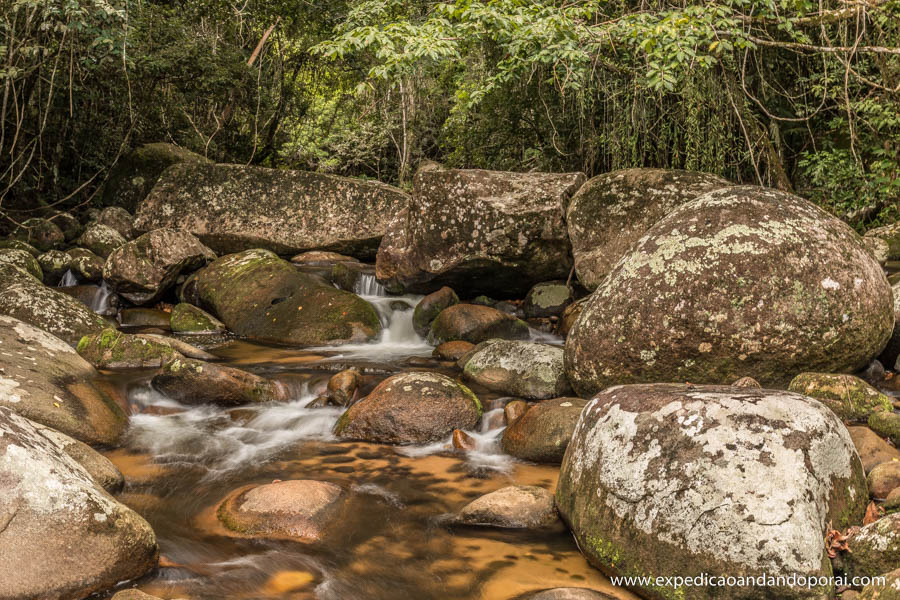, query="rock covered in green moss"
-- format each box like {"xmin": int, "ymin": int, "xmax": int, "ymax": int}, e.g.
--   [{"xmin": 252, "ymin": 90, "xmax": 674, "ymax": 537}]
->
[
  {"xmin": 376, "ymin": 162, "xmax": 585, "ymax": 296},
  {"xmin": 859, "ymin": 569, "xmax": 900, "ymax": 600},
  {"xmin": 523, "ymin": 281, "xmax": 572, "ymax": 318},
  {"xmin": 428, "ymin": 304, "xmax": 529, "ymax": 345},
  {"xmin": 556, "ymin": 384, "xmax": 867, "ymax": 600},
  {"xmin": 413, "ymin": 286, "xmax": 459, "ymax": 337},
  {"xmin": 186, "ymin": 249, "xmax": 381, "ymax": 346},
  {"xmin": 565, "ymin": 186, "xmax": 894, "ymax": 397},
  {"xmin": 170, "ymin": 302, "xmax": 226, "ymax": 333},
  {"xmin": 135, "ymin": 162, "xmax": 409, "ymax": 258},
  {"xmin": 869, "ymin": 412, "xmax": 900, "ymax": 447},
  {"xmin": 77, "ymin": 222, "xmax": 127, "ymax": 258},
  {"xmin": 77, "ymin": 328, "xmax": 180, "ymax": 369},
  {"xmin": 501, "ymin": 397, "xmax": 587, "ymax": 463},
  {"xmin": 0, "ymin": 238, "xmax": 40, "ymax": 256},
  {"xmin": 152, "ymin": 358, "xmax": 287, "ymax": 406},
  {"xmin": 37, "ymin": 249, "xmax": 72, "ymax": 284},
  {"xmin": 788, "ymin": 373, "xmax": 892, "ymax": 422},
  {"xmin": 103, "ymin": 228, "xmax": 216, "ymax": 304},
  {"xmin": 67, "ymin": 247, "xmax": 104, "ymax": 282},
  {"xmin": 10, "ymin": 217, "xmax": 65, "ymax": 251},
  {"xmin": 462, "ymin": 340, "xmax": 571, "ymax": 400},
  {"xmin": 0, "ymin": 316, "xmax": 127, "ymax": 446},
  {"xmin": 836, "ymin": 514, "xmax": 900, "ymax": 579},
  {"xmin": 334, "ymin": 372, "xmax": 481, "ymax": 444},
  {"xmin": 0, "ymin": 248, "xmax": 42, "ymax": 280}
]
